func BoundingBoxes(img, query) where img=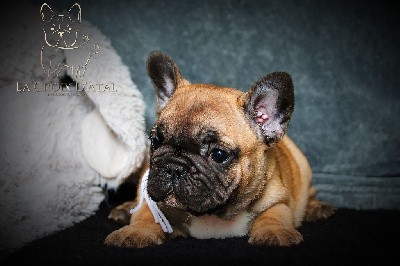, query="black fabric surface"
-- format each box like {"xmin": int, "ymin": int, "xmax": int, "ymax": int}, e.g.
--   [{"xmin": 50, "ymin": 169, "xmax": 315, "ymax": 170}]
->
[{"xmin": 5, "ymin": 201, "xmax": 399, "ymax": 265}]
